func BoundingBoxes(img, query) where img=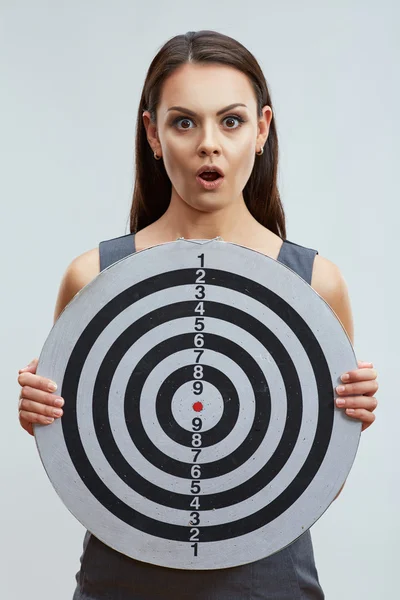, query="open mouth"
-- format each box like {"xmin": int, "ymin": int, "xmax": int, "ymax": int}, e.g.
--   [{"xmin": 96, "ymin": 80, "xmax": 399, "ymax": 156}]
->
[{"xmin": 199, "ymin": 172, "xmax": 222, "ymax": 181}]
